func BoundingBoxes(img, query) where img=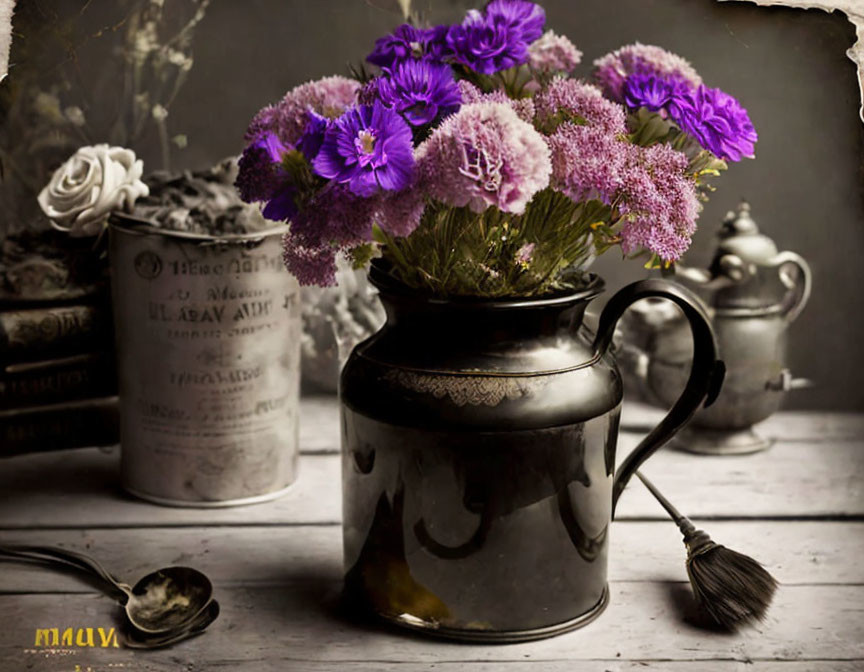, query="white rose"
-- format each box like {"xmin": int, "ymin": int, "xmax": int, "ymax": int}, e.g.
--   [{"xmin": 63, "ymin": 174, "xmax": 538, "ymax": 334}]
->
[{"xmin": 38, "ymin": 144, "xmax": 149, "ymax": 237}]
